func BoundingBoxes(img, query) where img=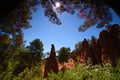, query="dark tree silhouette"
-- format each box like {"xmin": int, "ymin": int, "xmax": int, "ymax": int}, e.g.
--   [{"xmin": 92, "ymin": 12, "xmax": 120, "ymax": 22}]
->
[
  {"xmin": 58, "ymin": 47, "xmax": 71, "ymax": 68},
  {"xmin": 1, "ymin": 0, "xmax": 120, "ymax": 34},
  {"xmin": 39, "ymin": 0, "xmax": 120, "ymax": 31},
  {"xmin": 0, "ymin": 34, "xmax": 10, "ymax": 64},
  {"xmin": 75, "ymin": 41, "xmax": 82, "ymax": 50},
  {"xmin": 27, "ymin": 39, "xmax": 44, "ymax": 67},
  {"xmin": 0, "ymin": 0, "xmax": 40, "ymax": 52},
  {"xmin": 0, "ymin": 0, "xmax": 40, "ymax": 34},
  {"xmin": 0, "ymin": 0, "xmax": 120, "ymax": 34},
  {"xmin": 103, "ymin": 0, "xmax": 120, "ymax": 17}
]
